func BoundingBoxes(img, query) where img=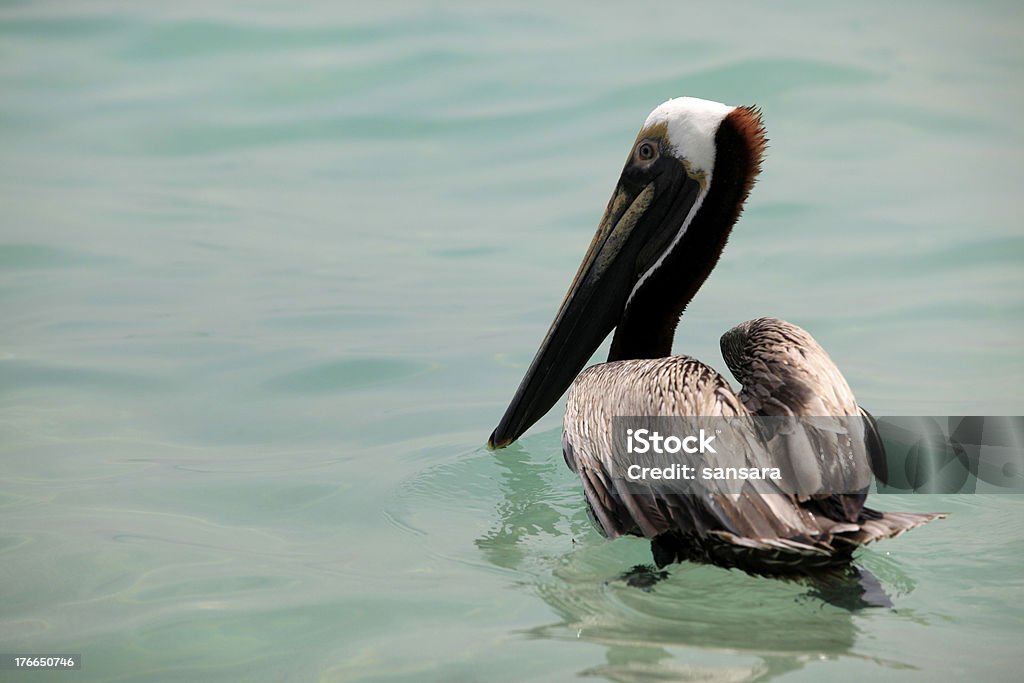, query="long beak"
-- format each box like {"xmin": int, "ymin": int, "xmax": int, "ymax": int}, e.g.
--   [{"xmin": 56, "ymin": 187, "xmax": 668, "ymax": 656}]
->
[{"xmin": 488, "ymin": 166, "xmax": 698, "ymax": 449}]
